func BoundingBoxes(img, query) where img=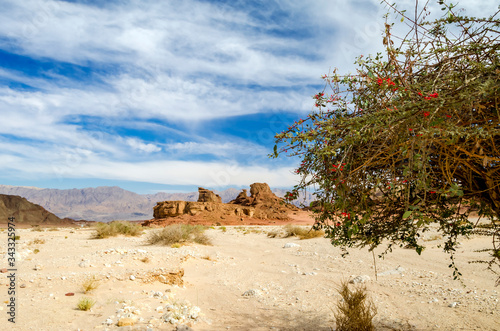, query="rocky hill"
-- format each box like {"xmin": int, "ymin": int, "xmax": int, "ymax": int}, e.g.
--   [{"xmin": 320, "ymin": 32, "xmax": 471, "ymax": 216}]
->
[
  {"xmin": 0, "ymin": 194, "xmax": 73, "ymax": 226},
  {"xmin": 0, "ymin": 185, "xmax": 313, "ymax": 222}
]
